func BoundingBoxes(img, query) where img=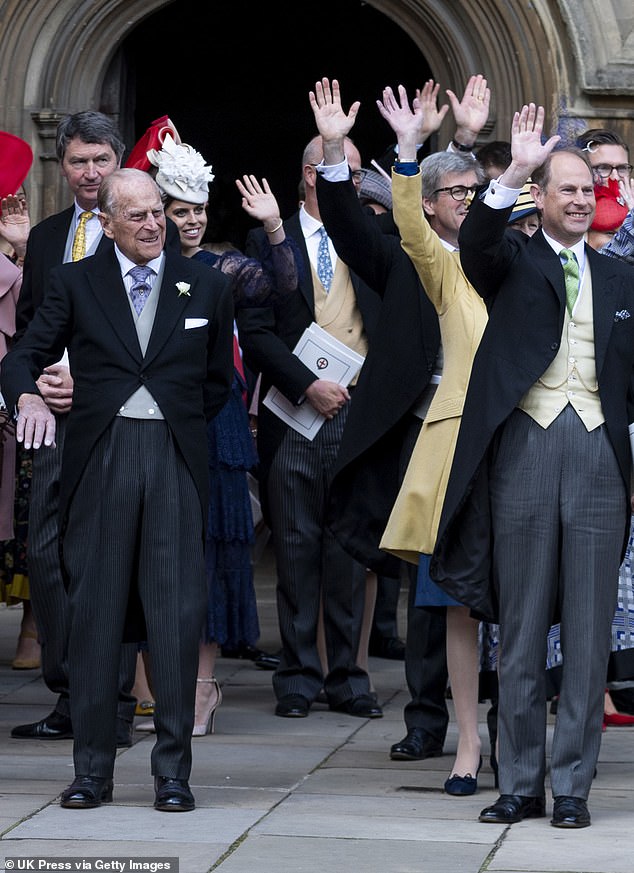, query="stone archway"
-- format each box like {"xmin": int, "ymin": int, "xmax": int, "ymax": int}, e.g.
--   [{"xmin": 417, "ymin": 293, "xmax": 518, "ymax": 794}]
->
[{"xmin": 1, "ymin": 0, "xmax": 632, "ymax": 222}]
